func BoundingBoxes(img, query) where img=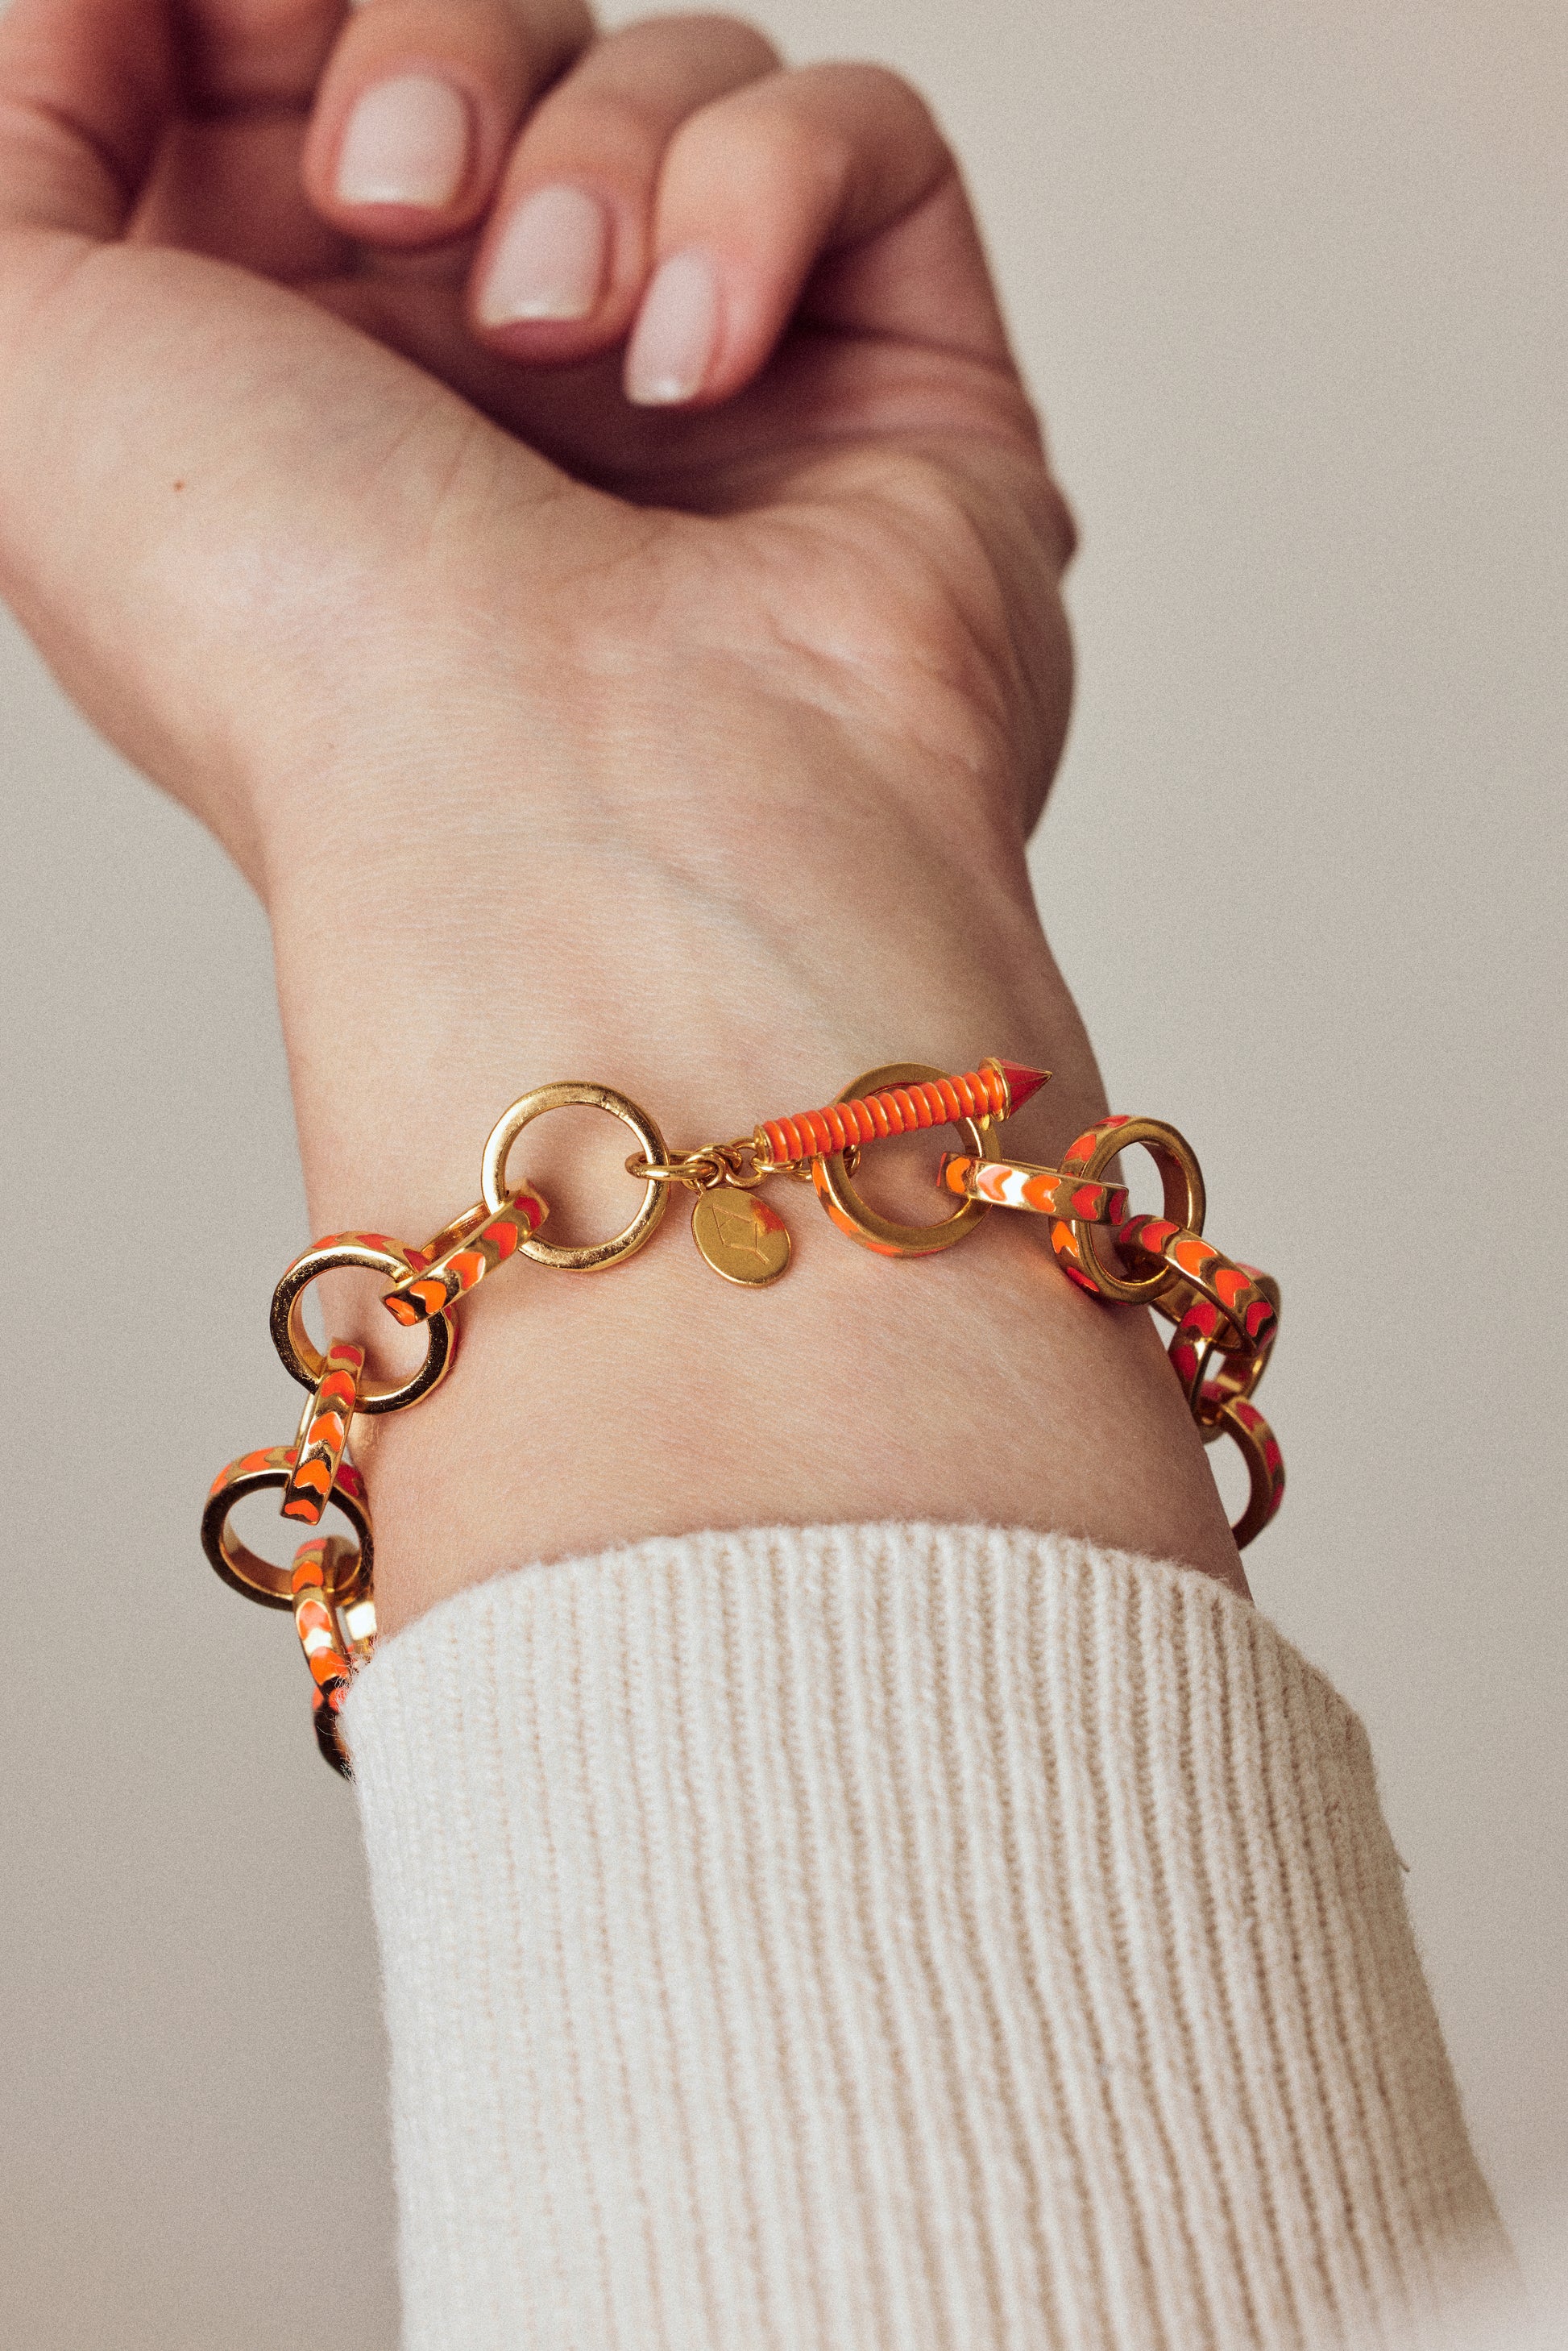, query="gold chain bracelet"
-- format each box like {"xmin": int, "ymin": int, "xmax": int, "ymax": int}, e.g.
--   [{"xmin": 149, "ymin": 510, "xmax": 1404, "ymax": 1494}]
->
[{"xmin": 201, "ymin": 1057, "xmax": 1283, "ymax": 1777}]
